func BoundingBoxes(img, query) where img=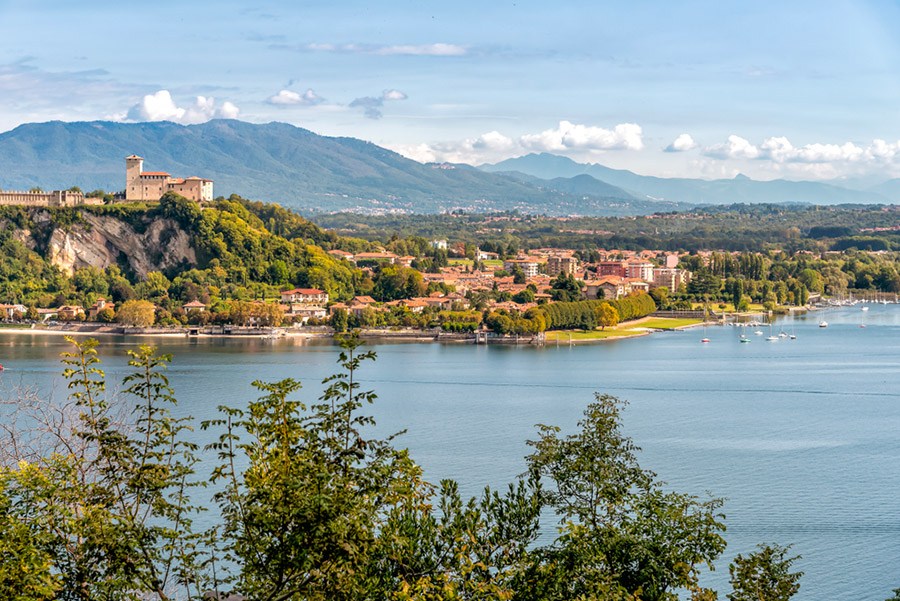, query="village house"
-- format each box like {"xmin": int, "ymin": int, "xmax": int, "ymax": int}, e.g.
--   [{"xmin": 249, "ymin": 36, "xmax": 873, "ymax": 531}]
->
[
  {"xmin": 584, "ymin": 276, "xmax": 631, "ymax": 300},
  {"xmin": 353, "ymin": 252, "xmax": 399, "ymax": 265},
  {"xmin": 279, "ymin": 288, "xmax": 329, "ymax": 304},
  {"xmin": 58, "ymin": 305, "xmax": 85, "ymax": 321},
  {"xmin": 0, "ymin": 304, "xmax": 26, "ymax": 319},
  {"xmin": 282, "ymin": 304, "xmax": 327, "ymax": 323},
  {"xmin": 183, "ymin": 300, "xmax": 207, "ymax": 313},
  {"xmin": 87, "ymin": 298, "xmax": 115, "ymax": 321},
  {"xmin": 327, "ymin": 249, "xmax": 355, "ymax": 261}
]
